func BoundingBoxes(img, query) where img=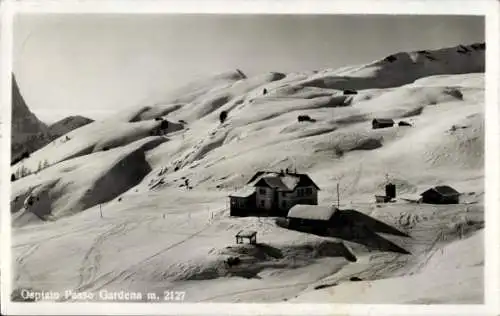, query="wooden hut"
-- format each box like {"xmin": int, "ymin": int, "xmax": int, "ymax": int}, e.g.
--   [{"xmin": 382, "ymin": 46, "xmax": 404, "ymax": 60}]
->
[
  {"xmin": 372, "ymin": 118, "xmax": 395, "ymax": 129},
  {"xmin": 420, "ymin": 185, "xmax": 460, "ymax": 204}
]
